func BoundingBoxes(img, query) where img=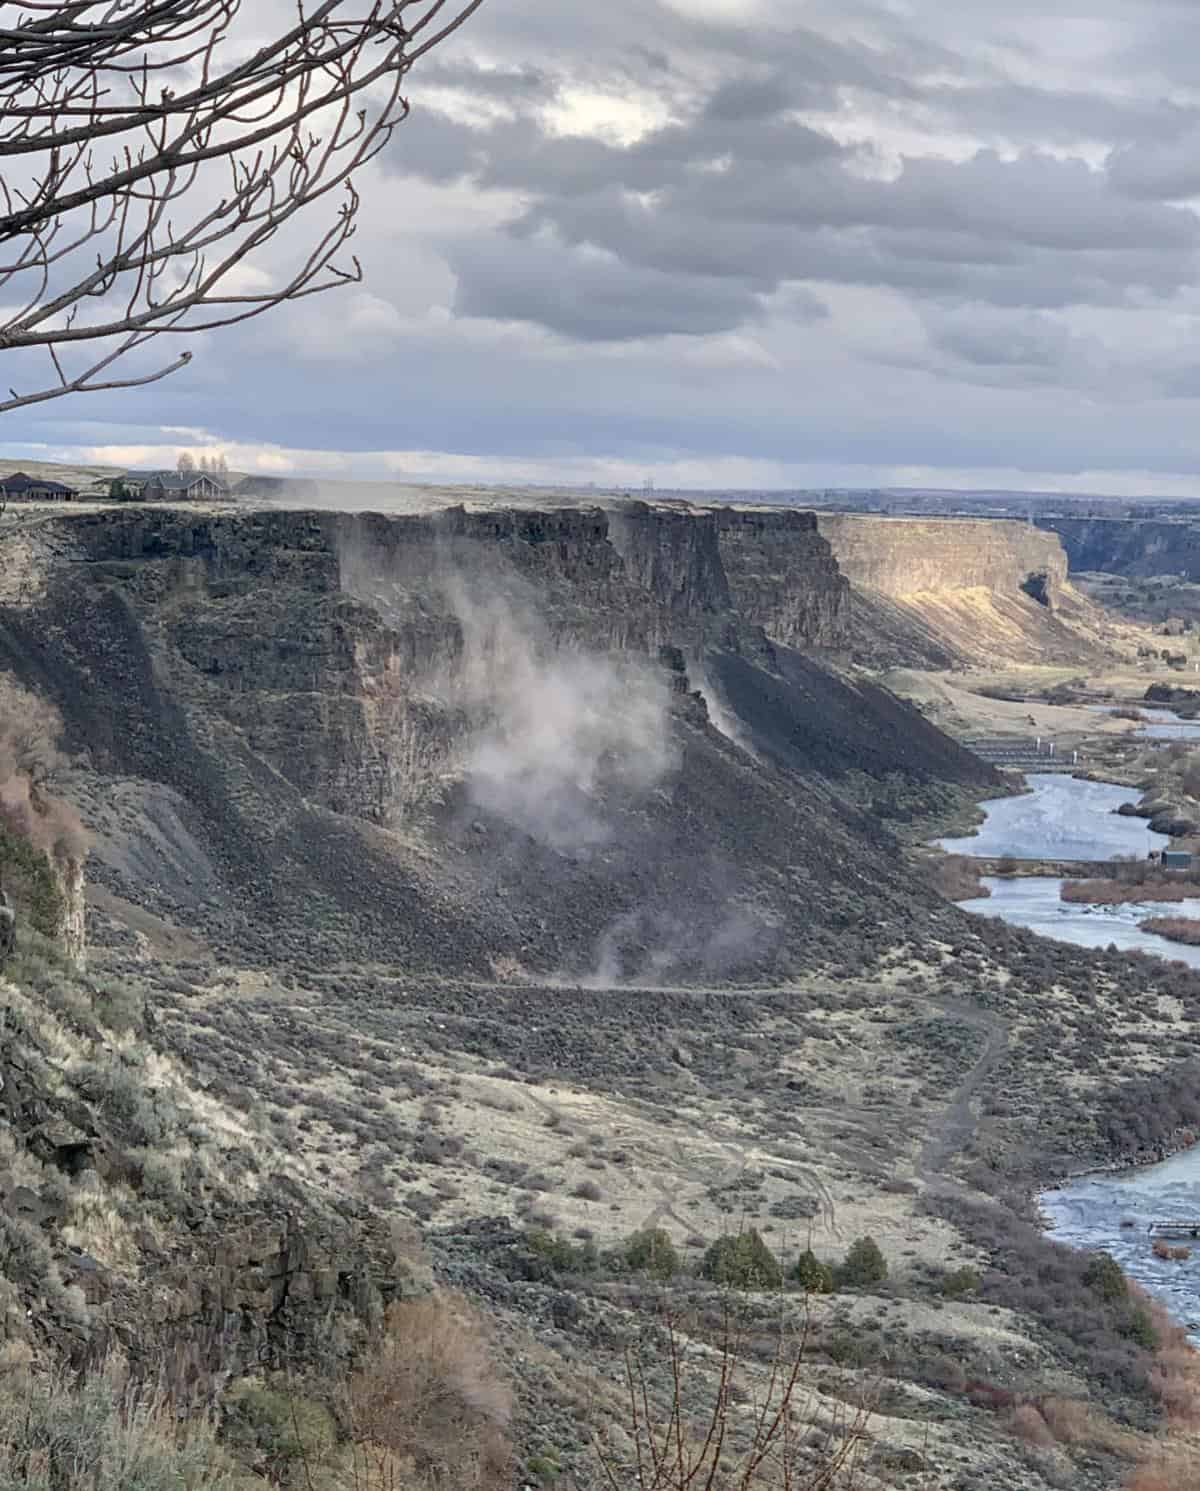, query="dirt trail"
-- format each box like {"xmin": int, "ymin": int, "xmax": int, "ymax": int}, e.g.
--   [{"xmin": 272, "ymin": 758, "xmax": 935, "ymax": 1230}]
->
[{"xmin": 919, "ymin": 998, "xmax": 1010, "ymax": 1183}]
